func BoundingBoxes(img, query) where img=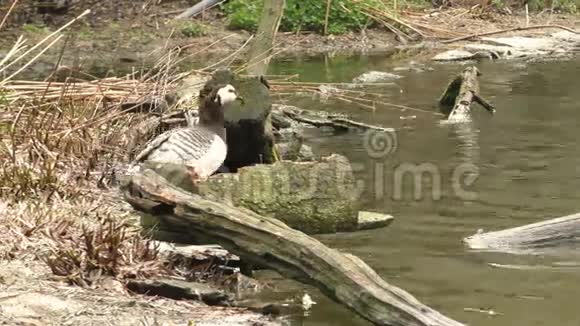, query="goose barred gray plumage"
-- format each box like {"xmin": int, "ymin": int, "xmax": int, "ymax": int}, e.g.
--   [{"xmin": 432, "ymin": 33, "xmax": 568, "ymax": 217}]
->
[{"xmin": 128, "ymin": 84, "xmax": 242, "ymax": 182}]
